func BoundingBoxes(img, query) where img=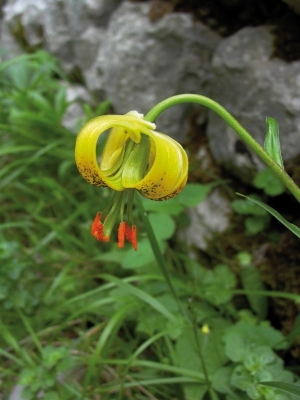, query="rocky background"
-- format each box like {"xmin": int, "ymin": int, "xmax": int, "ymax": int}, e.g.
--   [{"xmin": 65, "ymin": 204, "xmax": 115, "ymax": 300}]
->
[
  {"xmin": 3, "ymin": 2, "xmax": 300, "ymax": 372},
  {"xmin": 1, "ymin": 0, "xmax": 300, "ymax": 174},
  {"xmin": 1, "ymin": 0, "xmax": 300, "ymax": 250}
]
